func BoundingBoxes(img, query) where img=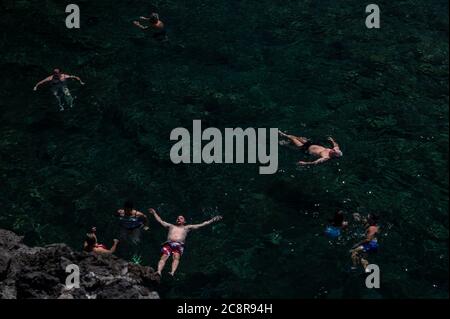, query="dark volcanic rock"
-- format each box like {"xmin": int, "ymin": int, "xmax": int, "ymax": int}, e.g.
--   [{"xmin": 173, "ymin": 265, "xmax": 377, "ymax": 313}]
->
[{"xmin": 0, "ymin": 229, "xmax": 160, "ymax": 299}]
